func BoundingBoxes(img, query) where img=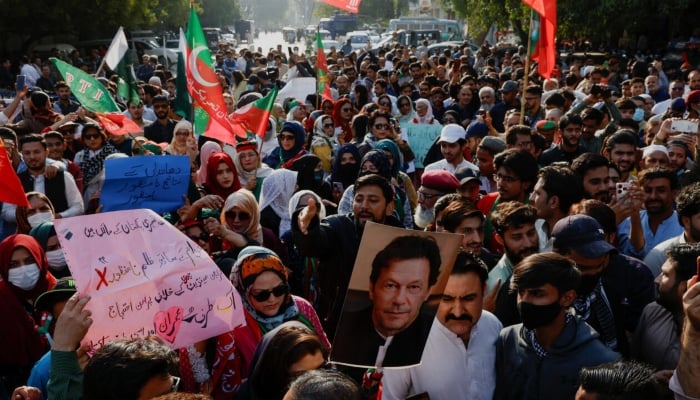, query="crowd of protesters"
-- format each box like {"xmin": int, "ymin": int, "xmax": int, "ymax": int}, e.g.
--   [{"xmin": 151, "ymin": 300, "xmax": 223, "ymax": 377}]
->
[{"xmin": 2, "ymin": 32, "xmax": 700, "ymax": 400}]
